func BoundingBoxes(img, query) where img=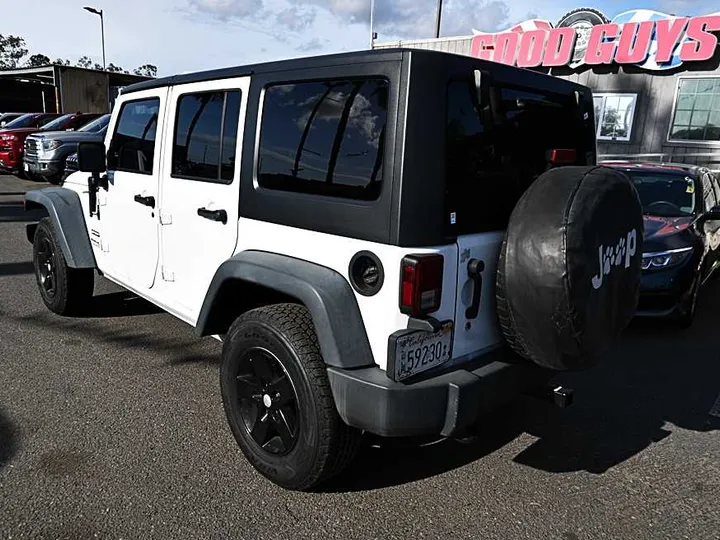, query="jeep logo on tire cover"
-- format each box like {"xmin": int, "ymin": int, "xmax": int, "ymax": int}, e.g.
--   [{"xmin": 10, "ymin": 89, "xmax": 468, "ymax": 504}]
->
[{"xmin": 591, "ymin": 228, "xmax": 638, "ymax": 290}]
